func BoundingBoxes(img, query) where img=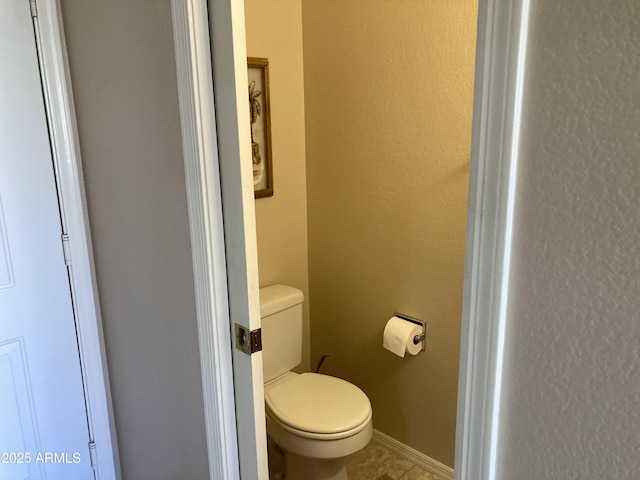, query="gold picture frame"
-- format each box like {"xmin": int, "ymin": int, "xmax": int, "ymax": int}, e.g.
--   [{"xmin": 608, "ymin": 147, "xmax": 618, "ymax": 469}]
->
[{"xmin": 248, "ymin": 57, "xmax": 273, "ymax": 198}]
